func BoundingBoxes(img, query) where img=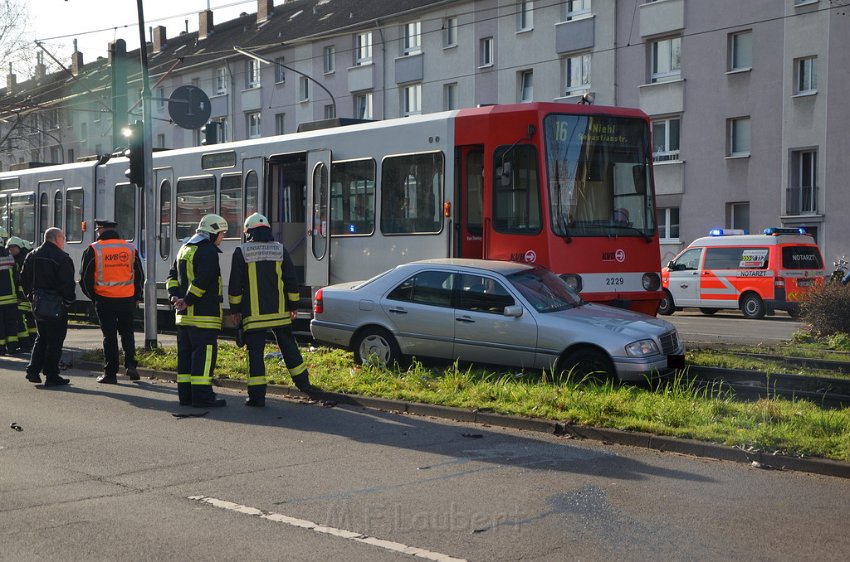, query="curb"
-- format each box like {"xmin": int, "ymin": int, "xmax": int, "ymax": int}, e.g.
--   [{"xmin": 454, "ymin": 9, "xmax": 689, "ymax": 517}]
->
[{"xmin": 73, "ymin": 360, "xmax": 850, "ymax": 480}]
